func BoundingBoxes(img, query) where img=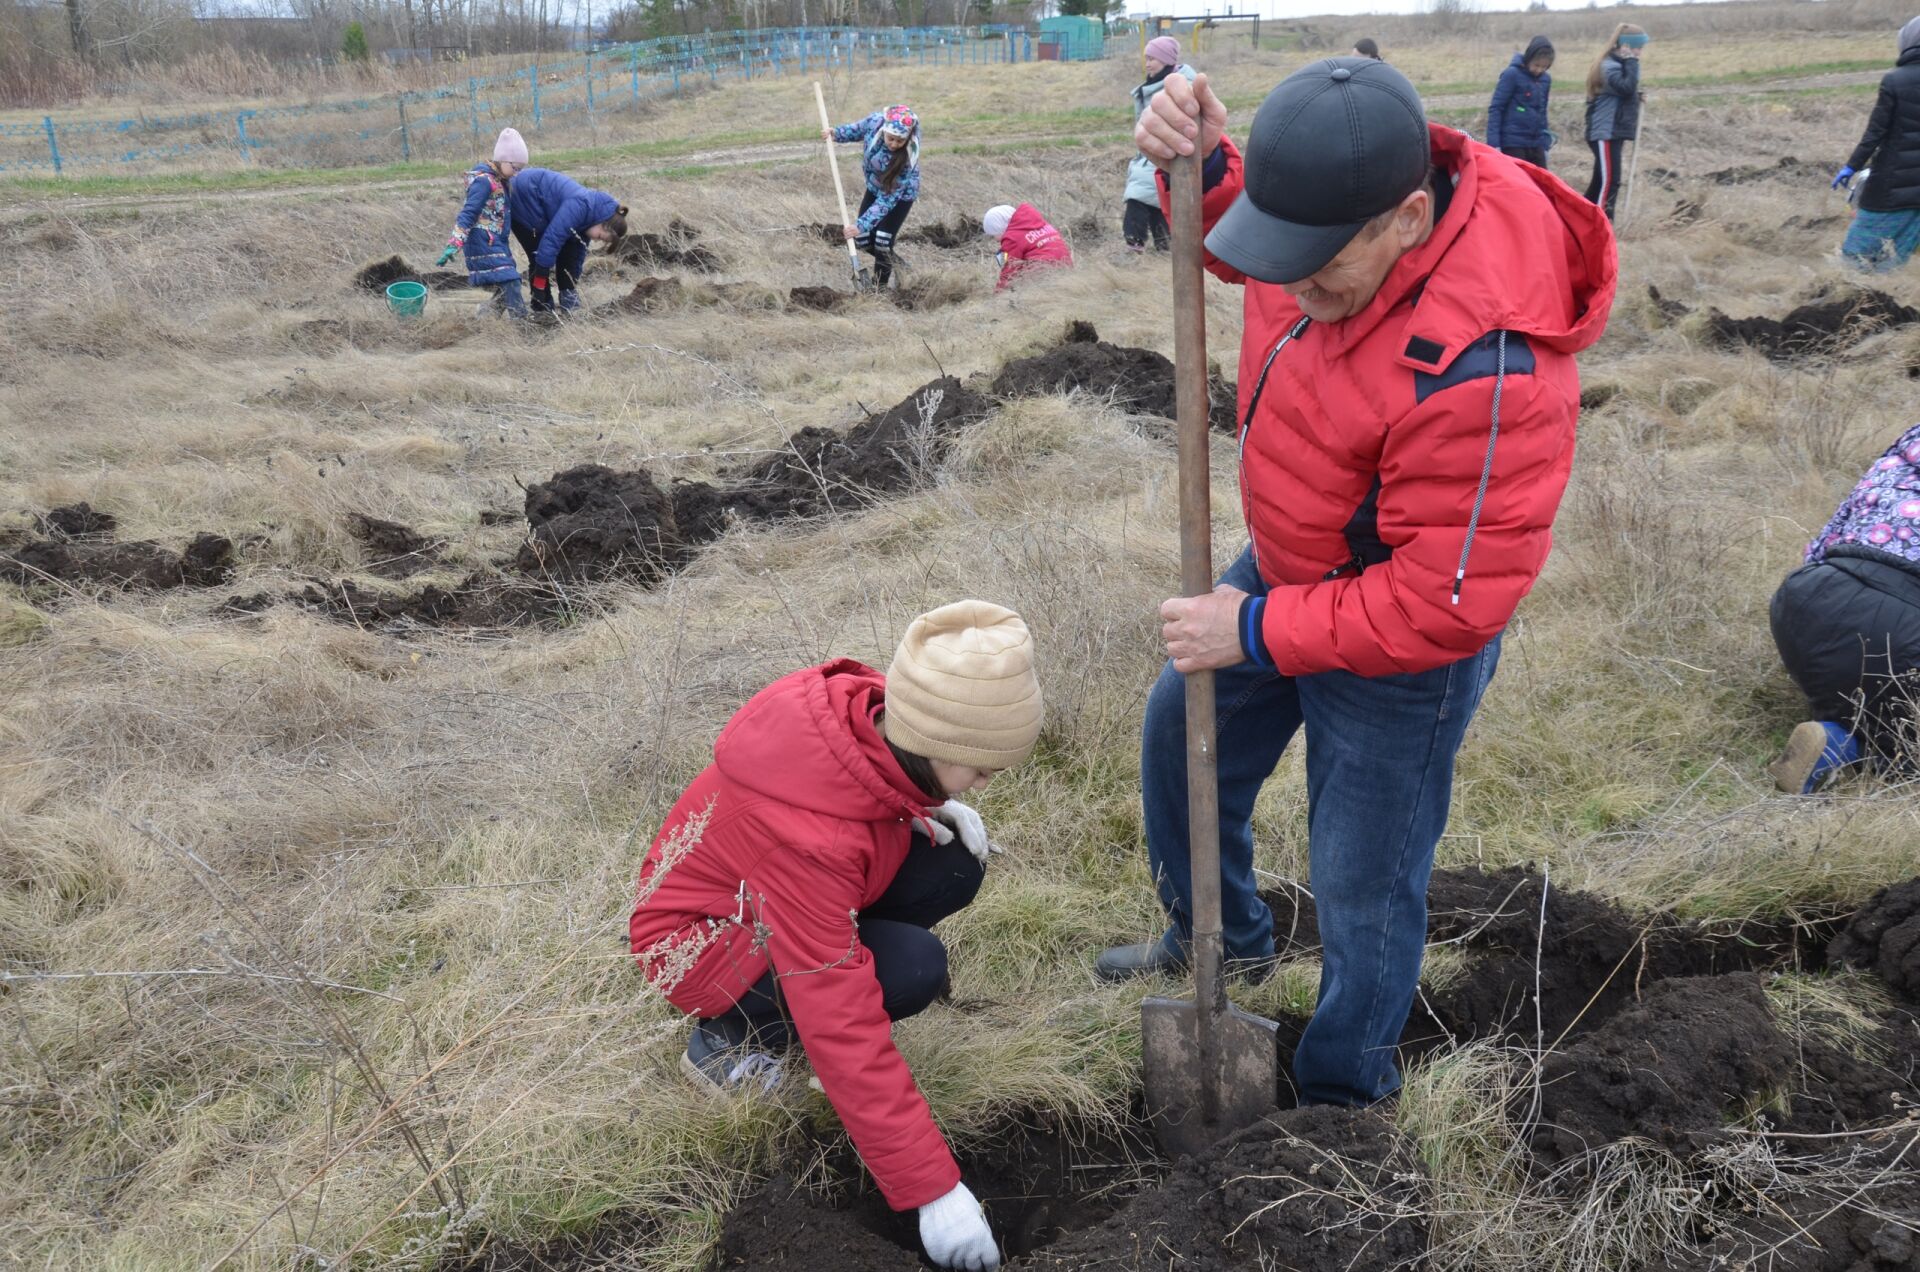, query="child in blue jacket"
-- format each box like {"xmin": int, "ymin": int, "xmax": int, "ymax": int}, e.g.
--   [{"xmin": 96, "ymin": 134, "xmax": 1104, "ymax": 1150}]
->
[
  {"xmin": 823, "ymin": 105, "xmax": 920, "ymax": 287},
  {"xmin": 438, "ymin": 127, "xmax": 529, "ymax": 318},
  {"xmin": 1486, "ymin": 36, "xmax": 1554, "ymax": 168},
  {"xmin": 505, "ymin": 167, "xmax": 629, "ymax": 314}
]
